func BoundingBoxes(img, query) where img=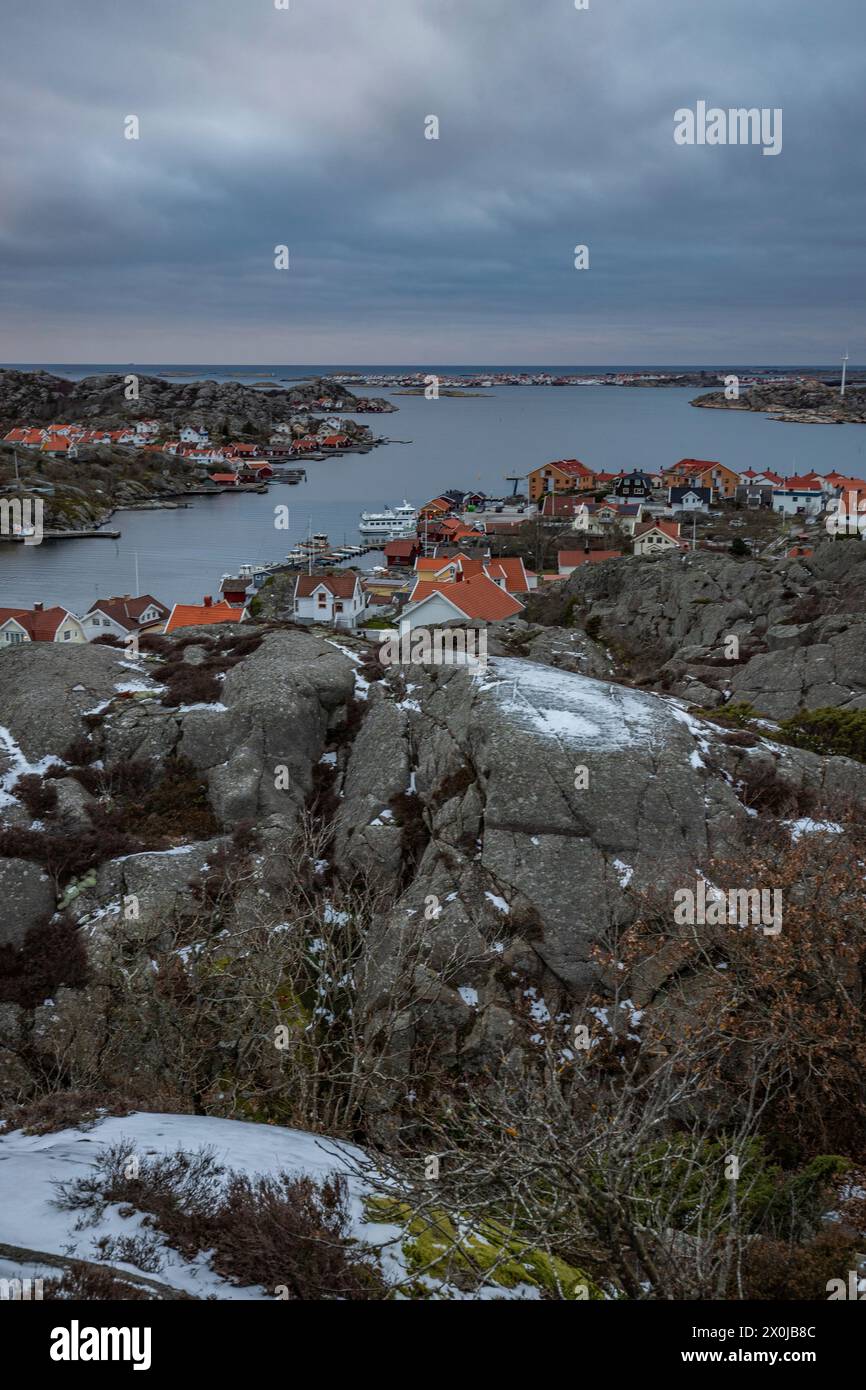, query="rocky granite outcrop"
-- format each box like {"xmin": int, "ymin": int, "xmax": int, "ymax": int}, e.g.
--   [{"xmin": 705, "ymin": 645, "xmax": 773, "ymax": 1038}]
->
[
  {"xmin": 530, "ymin": 540, "xmax": 866, "ymax": 718},
  {"xmin": 0, "ymin": 369, "xmax": 393, "ymax": 433},
  {"xmin": 692, "ymin": 376, "xmax": 866, "ymax": 424},
  {"xmin": 2, "ymin": 622, "xmax": 865, "ymax": 1108}
]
